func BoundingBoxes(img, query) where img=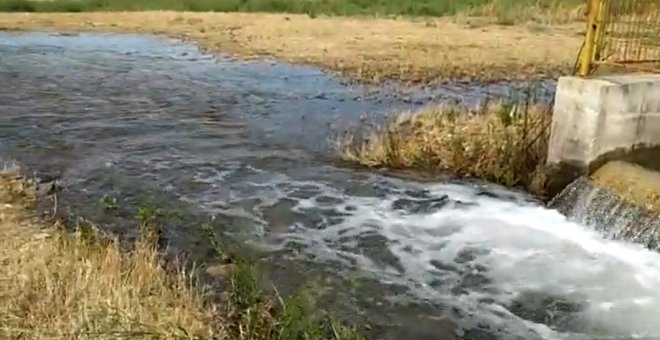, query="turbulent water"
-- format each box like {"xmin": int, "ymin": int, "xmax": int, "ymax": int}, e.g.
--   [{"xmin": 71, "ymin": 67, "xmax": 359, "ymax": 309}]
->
[
  {"xmin": 1, "ymin": 32, "xmax": 660, "ymax": 340},
  {"xmin": 550, "ymin": 177, "xmax": 660, "ymax": 252}
]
